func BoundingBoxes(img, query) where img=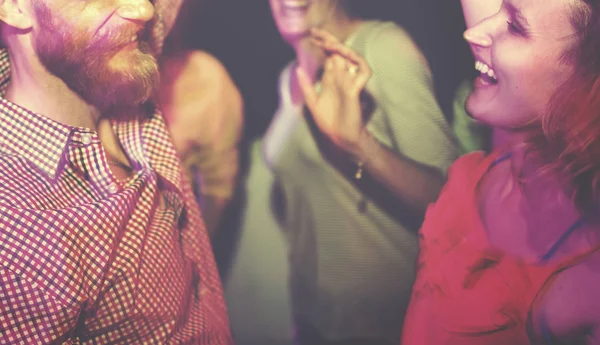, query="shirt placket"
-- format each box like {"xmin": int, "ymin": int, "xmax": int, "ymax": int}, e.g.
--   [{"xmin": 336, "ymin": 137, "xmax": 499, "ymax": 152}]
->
[{"xmin": 67, "ymin": 129, "xmax": 125, "ymax": 198}]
